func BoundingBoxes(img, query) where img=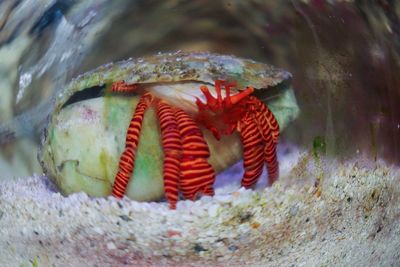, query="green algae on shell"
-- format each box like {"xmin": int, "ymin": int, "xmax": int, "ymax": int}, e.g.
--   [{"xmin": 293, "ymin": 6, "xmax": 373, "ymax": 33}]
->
[{"xmin": 39, "ymin": 51, "xmax": 300, "ymax": 202}]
